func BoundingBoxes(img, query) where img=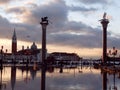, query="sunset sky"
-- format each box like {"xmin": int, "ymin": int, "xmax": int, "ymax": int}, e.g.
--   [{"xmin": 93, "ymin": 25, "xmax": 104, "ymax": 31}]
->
[{"xmin": 0, "ymin": 0, "xmax": 120, "ymax": 59}]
